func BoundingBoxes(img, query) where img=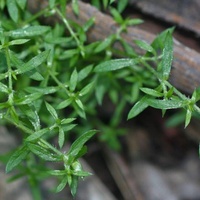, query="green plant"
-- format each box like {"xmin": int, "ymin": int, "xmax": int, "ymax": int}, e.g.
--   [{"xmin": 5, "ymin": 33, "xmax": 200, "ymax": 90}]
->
[{"xmin": 0, "ymin": 0, "xmax": 200, "ymax": 198}]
